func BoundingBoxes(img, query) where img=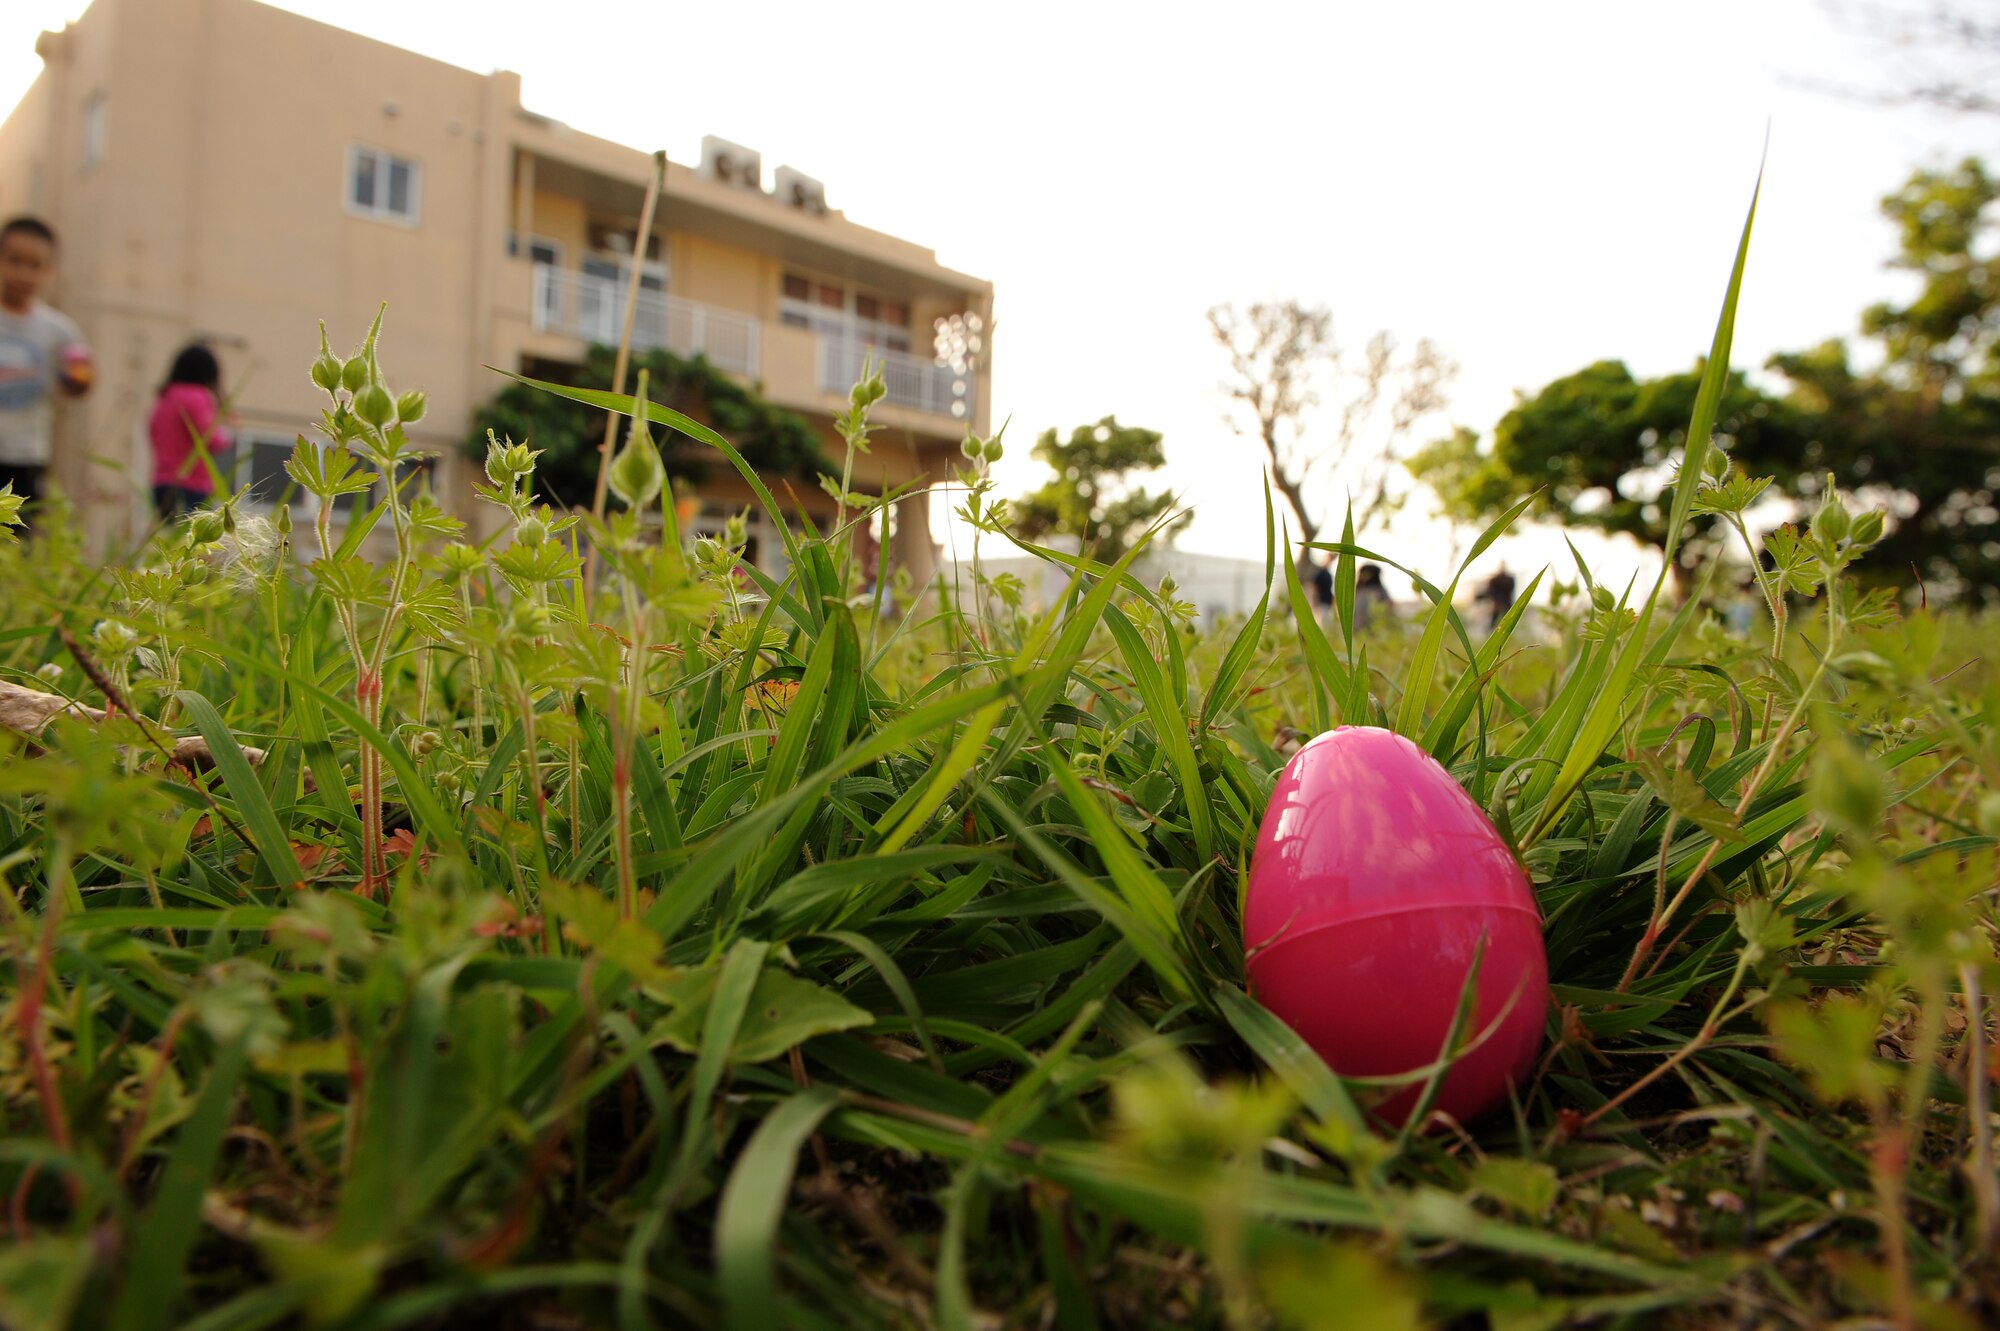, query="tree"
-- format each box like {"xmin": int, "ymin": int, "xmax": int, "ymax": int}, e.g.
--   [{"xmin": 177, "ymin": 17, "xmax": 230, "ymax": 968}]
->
[
  {"xmin": 1007, "ymin": 416, "xmax": 1187, "ymax": 564},
  {"xmin": 1767, "ymin": 158, "xmax": 2000, "ymax": 596},
  {"xmin": 470, "ymin": 344, "xmax": 829, "ymax": 509},
  {"xmin": 1208, "ymin": 301, "xmax": 1454, "ymax": 556},
  {"xmin": 1412, "ymin": 159, "xmax": 2000, "ymax": 599},
  {"xmin": 1407, "ymin": 360, "xmax": 1805, "ymax": 582}
]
